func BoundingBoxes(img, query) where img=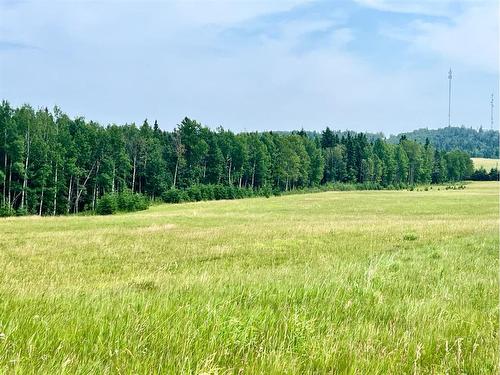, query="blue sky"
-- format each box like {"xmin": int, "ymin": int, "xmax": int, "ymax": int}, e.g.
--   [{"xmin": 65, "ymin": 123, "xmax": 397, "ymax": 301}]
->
[{"xmin": 0, "ymin": 0, "xmax": 498, "ymax": 134}]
